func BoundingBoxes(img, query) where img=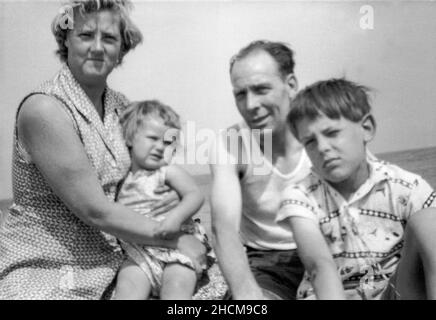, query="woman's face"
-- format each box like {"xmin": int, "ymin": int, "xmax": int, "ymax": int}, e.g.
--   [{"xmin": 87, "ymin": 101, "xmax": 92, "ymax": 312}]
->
[{"xmin": 65, "ymin": 9, "xmax": 122, "ymax": 86}]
